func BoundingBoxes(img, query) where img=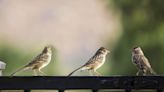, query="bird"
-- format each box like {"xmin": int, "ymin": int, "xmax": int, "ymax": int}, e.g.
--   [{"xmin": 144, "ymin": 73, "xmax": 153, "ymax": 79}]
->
[
  {"xmin": 68, "ymin": 47, "xmax": 110, "ymax": 76},
  {"xmin": 10, "ymin": 45, "xmax": 52, "ymax": 76},
  {"xmin": 132, "ymin": 46, "xmax": 156, "ymax": 76}
]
